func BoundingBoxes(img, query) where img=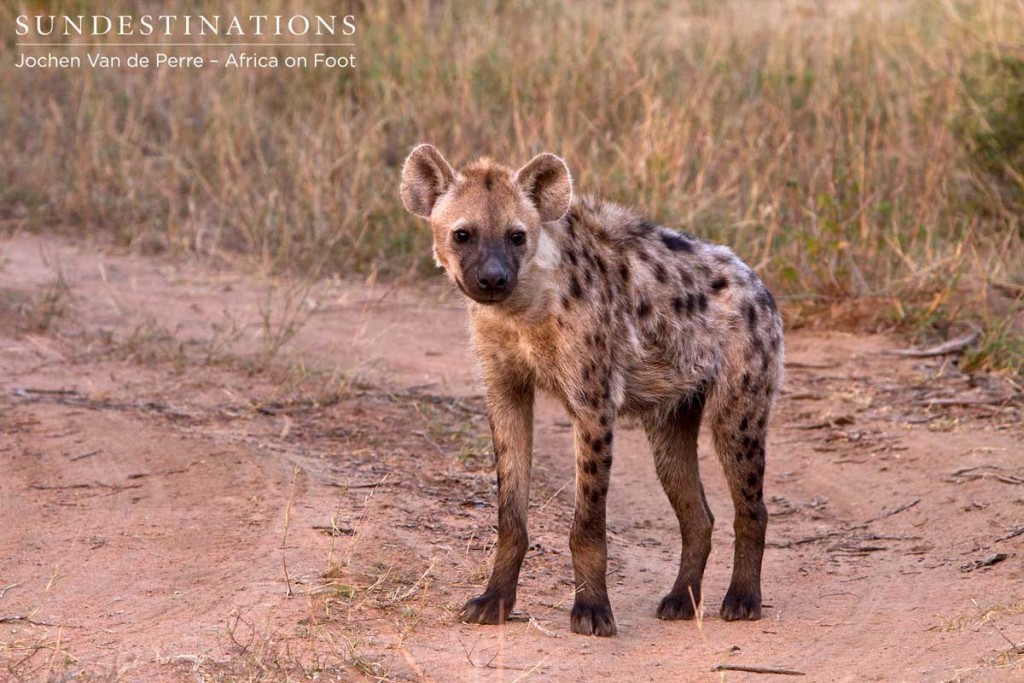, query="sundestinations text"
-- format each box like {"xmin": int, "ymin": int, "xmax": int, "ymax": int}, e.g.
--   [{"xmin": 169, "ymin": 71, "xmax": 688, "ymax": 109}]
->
[{"xmin": 15, "ymin": 14, "xmax": 355, "ymax": 37}]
